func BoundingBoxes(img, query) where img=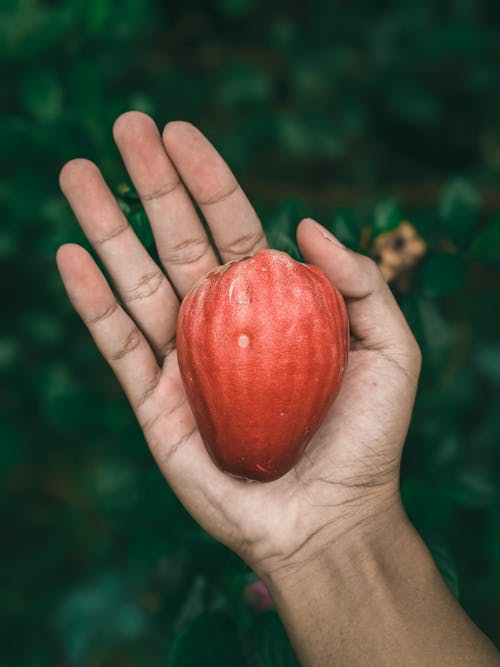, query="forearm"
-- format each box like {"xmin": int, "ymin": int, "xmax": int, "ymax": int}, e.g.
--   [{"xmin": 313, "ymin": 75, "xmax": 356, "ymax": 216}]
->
[{"xmin": 261, "ymin": 503, "xmax": 499, "ymax": 667}]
